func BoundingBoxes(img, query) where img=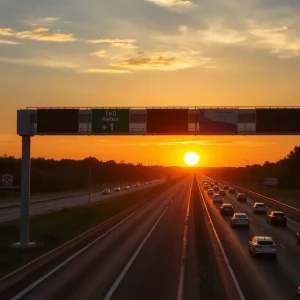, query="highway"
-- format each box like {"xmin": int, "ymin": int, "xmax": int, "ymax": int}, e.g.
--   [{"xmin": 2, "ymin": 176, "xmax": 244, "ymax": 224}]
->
[
  {"xmin": 198, "ymin": 176, "xmax": 300, "ymax": 300},
  {"xmin": 0, "ymin": 182, "xmax": 162, "ymax": 223},
  {"xmin": 3, "ymin": 177, "xmax": 199, "ymax": 300}
]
